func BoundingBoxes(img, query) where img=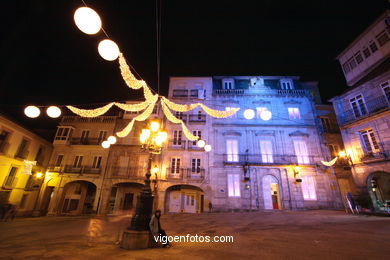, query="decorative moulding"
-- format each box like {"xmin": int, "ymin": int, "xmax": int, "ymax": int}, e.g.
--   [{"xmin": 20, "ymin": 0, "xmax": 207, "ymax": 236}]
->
[
  {"xmin": 284, "ymin": 99, "xmax": 301, "ymax": 105},
  {"xmin": 221, "ymin": 99, "xmax": 240, "ymax": 104},
  {"xmin": 255, "ymin": 130, "xmax": 275, "ymax": 136},
  {"xmin": 252, "ymin": 99, "xmax": 271, "ymax": 104},
  {"xmin": 289, "ymin": 130, "xmax": 309, "ymax": 137},
  {"xmin": 222, "ymin": 130, "xmax": 242, "ymax": 136}
]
